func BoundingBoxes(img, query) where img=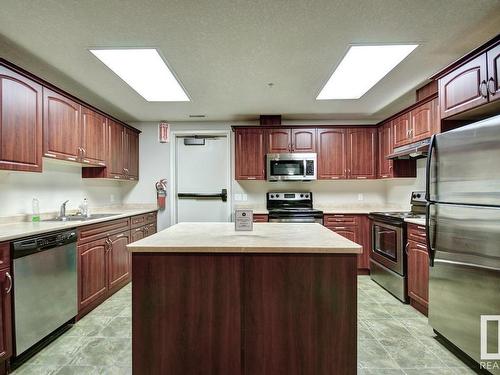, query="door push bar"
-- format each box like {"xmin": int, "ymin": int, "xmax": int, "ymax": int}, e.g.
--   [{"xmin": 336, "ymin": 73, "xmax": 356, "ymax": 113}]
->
[{"xmin": 178, "ymin": 189, "xmax": 227, "ymax": 202}]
